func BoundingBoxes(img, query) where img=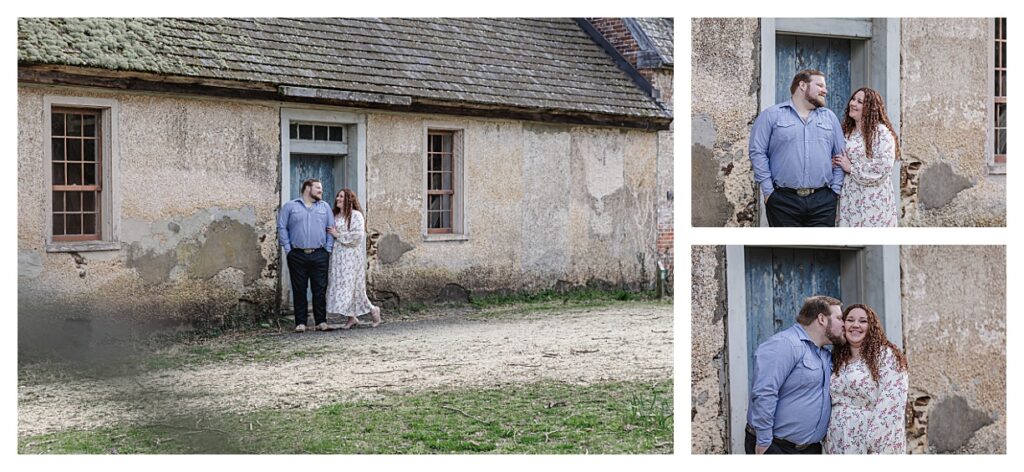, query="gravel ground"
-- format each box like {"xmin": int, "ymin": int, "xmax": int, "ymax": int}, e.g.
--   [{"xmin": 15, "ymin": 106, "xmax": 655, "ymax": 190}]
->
[{"xmin": 18, "ymin": 302, "xmax": 673, "ymax": 437}]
